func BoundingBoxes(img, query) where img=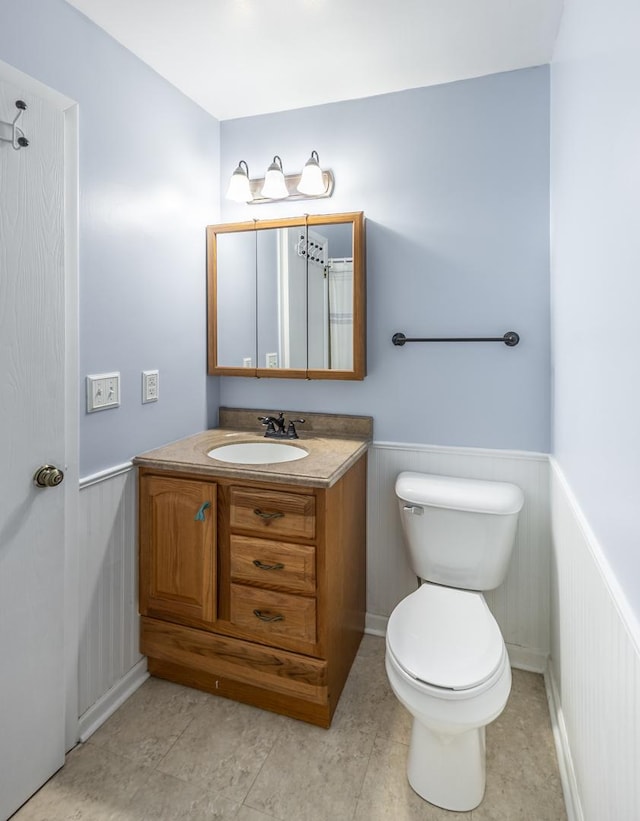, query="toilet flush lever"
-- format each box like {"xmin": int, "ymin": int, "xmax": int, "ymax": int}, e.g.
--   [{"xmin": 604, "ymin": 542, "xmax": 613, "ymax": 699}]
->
[{"xmin": 403, "ymin": 504, "xmax": 423, "ymax": 516}]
